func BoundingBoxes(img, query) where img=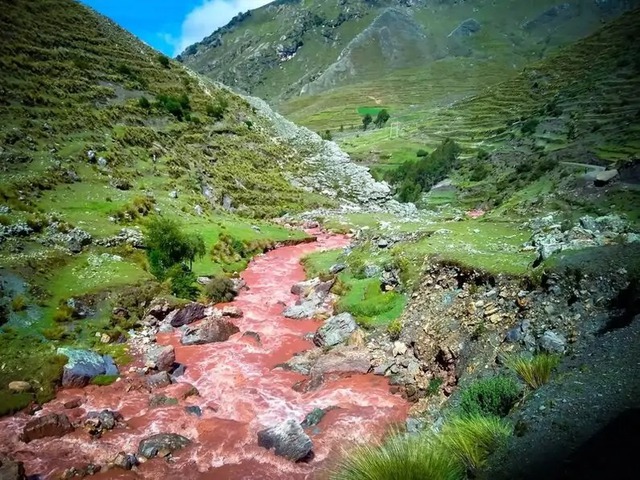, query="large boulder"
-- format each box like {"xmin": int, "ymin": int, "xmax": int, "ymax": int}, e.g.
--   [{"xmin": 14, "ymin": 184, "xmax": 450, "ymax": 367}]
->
[
  {"xmin": 21, "ymin": 413, "xmax": 74, "ymax": 443},
  {"xmin": 169, "ymin": 303, "xmax": 206, "ymax": 327},
  {"xmin": 146, "ymin": 371, "xmax": 172, "ymax": 390},
  {"xmin": 138, "ymin": 433, "xmax": 191, "ymax": 459},
  {"xmin": 180, "ymin": 317, "xmax": 239, "ymax": 346},
  {"xmin": 0, "ymin": 455, "xmax": 26, "ymax": 480},
  {"xmin": 310, "ymin": 346, "xmax": 371, "ymax": 377},
  {"xmin": 313, "ymin": 313, "xmax": 358, "ymax": 347},
  {"xmin": 257, "ymin": 419, "xmax": 313, "ymax": 462},
  {"xmin": 57, "ymin": 348, "xmax": 118, "ymax": 388},
  {"xmin": 144, "ymin": 344, "xmax": 175, "ymax": 372}
]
